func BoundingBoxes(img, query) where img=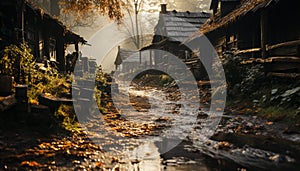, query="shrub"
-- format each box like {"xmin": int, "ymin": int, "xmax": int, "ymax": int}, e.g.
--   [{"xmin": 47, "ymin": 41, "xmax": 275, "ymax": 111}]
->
[{"xmin": 0, "ymin": 43, "xmax": 35, "ymax": 84}]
